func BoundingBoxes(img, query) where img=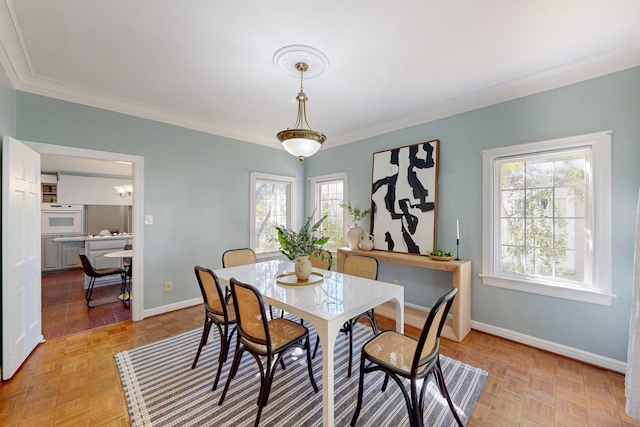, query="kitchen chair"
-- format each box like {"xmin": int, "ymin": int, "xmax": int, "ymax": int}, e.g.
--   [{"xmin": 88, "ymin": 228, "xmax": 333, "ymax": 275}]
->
[
  {"xmin": 79, "ymin": 254, "xmax": 128, "ymax": 309},
  {"xmin": 309, "ymin": 249, "xmax": 332, "ymax": 270},
  {"xmin": 336, "ymin": 254, "xmax": 380, "ymax": 377},
  {"xmin": 219, "ymin": 278, "xmax": 318, "ymax": 427},
  {"xmin": 123, "ymin": 243, "xmax": 133, "ymax": 299},
  {"xmin": 350, "ymin": 288, "xmax": 462, "ymax": 427},
  {"xmin": 122, "ymin": 243, "xmax": 132, "ymax": 272},
  {"xmin": 192, "ymin": 266, "xmax": 238, "ymax": 391}
]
